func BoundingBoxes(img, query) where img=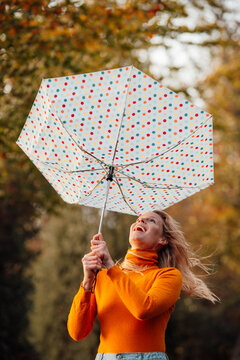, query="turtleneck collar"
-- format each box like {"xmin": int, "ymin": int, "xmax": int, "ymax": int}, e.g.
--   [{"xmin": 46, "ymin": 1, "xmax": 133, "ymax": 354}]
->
[{"xmin": 125, "ymin": 248, "xmax": 159, "ymax": 268}]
